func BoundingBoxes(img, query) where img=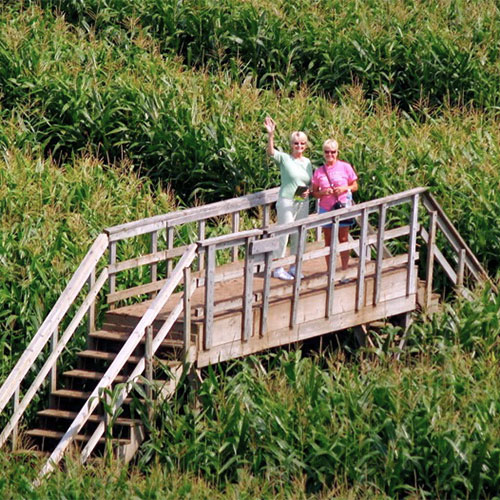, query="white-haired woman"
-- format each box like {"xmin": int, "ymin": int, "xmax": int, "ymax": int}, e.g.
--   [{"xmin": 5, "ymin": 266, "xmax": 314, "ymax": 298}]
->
[
  {"xmin": 311, "ymin": 139, "xmax": 358, "ymax": 277},
  {"xmin": 264, "ymin": 116, "xmax": 312, "ymax": 280}
]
